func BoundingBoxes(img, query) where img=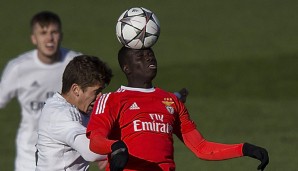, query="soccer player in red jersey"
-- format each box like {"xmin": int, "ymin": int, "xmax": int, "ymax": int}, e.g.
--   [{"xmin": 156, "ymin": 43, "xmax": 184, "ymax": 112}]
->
[{"xmin": 87, "ymin": 47, "xmax": 269, "ymax": 171}]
